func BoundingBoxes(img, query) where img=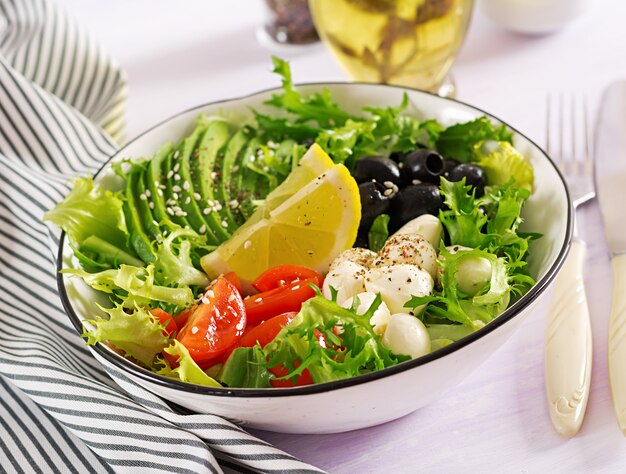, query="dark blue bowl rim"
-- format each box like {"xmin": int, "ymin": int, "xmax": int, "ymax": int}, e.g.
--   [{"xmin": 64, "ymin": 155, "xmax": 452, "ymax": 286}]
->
[{"xmin": 56, "ymin": 81, "xmax": 573, "ymax": 398}]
